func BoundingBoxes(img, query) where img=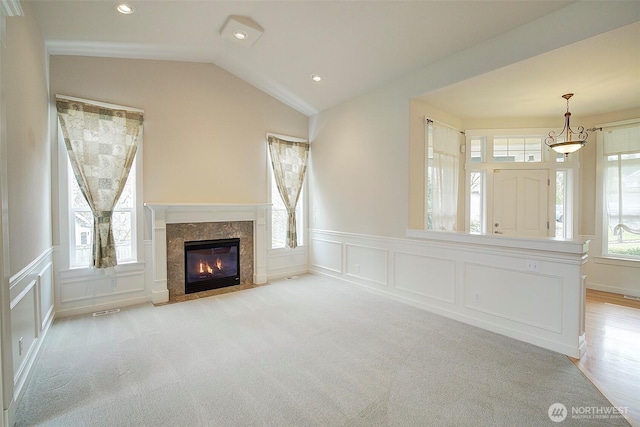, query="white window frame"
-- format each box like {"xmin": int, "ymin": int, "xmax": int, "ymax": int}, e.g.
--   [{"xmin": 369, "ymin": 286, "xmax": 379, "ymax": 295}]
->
[
  {"xmin": 467, "ymin": 170, "xmax": 486, "ymax": 234},
  {"xmin": 595, "ymin": 118, "xmax": 640, "ymax": 264},
  {"xmin": 266, "ymin": 133, "xmax": 308, "ymax": 252},
  {"xmin": 57, "ymin": 113, "xmax": 144, "ymax": 272},
  {"xmin": 464, "ymin": 128, "xmax": 580, "ymax": 238}
]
